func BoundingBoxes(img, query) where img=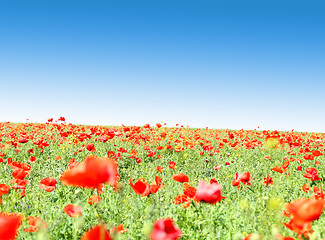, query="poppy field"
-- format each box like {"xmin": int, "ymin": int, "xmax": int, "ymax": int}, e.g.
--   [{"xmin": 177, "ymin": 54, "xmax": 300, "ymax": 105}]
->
[{"xmin": 0, "ymin": 119, "xmax": 324, "ymax": 240}]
